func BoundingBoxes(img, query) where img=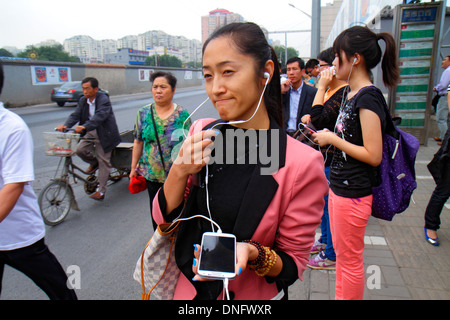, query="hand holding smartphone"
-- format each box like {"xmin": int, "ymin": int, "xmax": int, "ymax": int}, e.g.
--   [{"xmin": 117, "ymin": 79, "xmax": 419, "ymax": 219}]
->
[
  {"xmin": 197, "ymin": 232, "xmax": 237, "ymax": 280},
  {"xmin": 319, "ymin": 66, "xmax": 336, "ymax": 78}
]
